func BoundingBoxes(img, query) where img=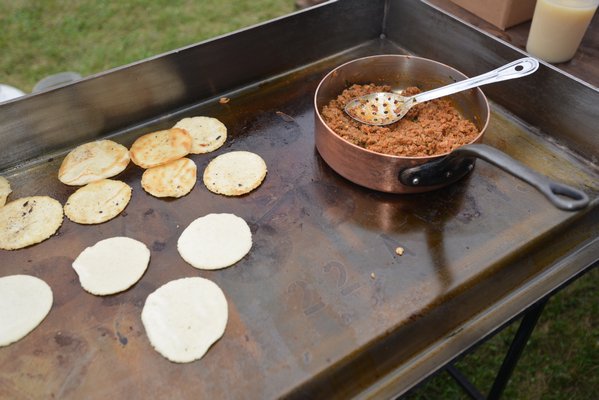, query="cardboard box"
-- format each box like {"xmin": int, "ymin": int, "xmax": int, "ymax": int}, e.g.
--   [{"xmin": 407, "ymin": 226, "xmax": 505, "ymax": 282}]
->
[{"xmin": 450, "ymin": 0, "xmax": 537, "ymax": 30}]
